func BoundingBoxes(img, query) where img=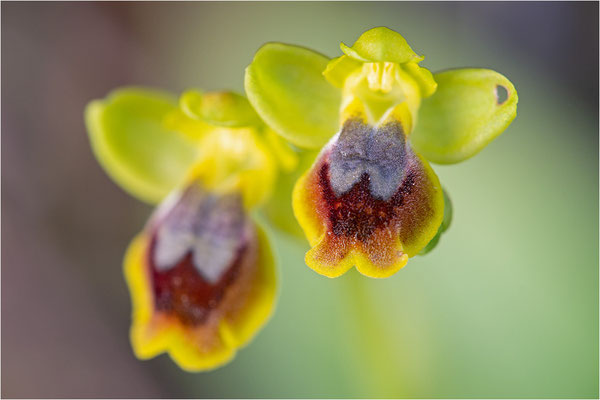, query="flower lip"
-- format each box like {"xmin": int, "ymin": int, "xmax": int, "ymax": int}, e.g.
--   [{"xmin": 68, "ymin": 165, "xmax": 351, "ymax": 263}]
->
[
  {"xmin": 148, "ymin": 236, "xmax": 250, "ymax": 326},
  {"xmin": 320, "ymin": 145, "xmax": 419, "ymax": 243},
  {"xmin": 320, "ymin": 162, "xmax": 417, "ymax": 242},
  {"xmin": 147, "ymin": 182, "xmax": 257, "ymax": 326},
  {"xmin": 124, "ymin": 180, "xmax": 277, "ymax": 371},
  {"xmin": 293, "ymin": 116, "xmax": 444, "ymax": 278},
  {"xmin": 150, "ymin": 184, "xmax": 250, "ymax": 283},
  {"xmin": 328, "ymin": 118, "xmax": 407, "ymax": 200}
]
